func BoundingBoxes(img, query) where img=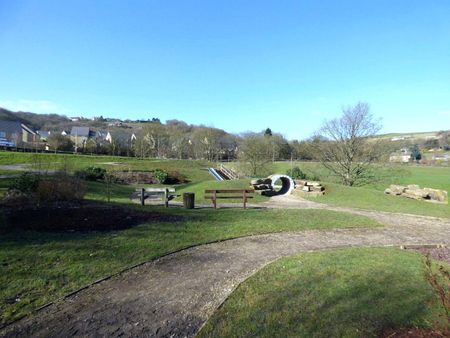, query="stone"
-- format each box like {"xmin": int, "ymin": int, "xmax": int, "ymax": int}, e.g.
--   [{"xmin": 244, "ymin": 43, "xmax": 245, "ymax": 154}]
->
[
  {"xmin": 403, "ymin": 189, "xmax": 429, "ymax": 200},
  {"xmin": 423, "ymin": 188, "xmax": 448, "ymax": 203},
  {"xmin": 262, "ymin": 178, "xmax": 272, "ymax": 185},
  {"xmin": 294, "ymin": 180, "xmax": 306, "ymax": 186},
  {"xmin": 407, "ymin": 184, "xmax": 420, "ymax": 190},
  {"xmin": 387, "ymin": 185, "xmax": 406, "ymax": 195},
  {"xmin": 302, "ymin": 186, "xmax": 311, "ymax": 192}
]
